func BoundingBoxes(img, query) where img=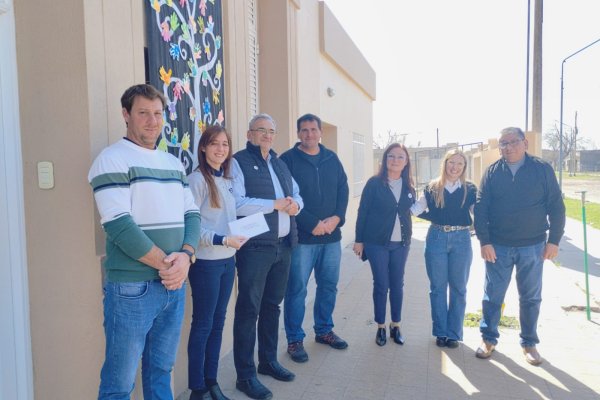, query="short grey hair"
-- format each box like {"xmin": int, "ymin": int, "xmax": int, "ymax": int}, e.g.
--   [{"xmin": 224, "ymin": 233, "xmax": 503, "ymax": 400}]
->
[
  {"xmin": 248, "ymin": 113, "xmax": 277, "ymax": 131},
  {"xmin": 499, "ymin": 127, "xmax": 525, "ymax": 139}
]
